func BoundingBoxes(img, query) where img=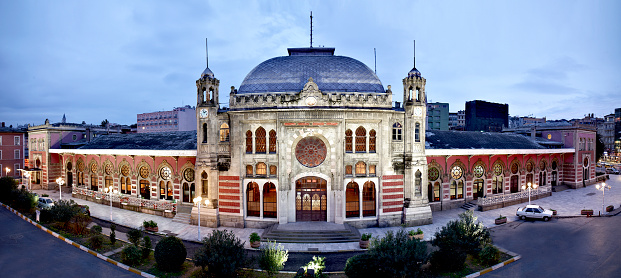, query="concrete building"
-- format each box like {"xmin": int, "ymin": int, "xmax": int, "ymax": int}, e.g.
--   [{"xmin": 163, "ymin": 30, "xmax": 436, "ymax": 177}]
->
[
  {"xmin": 465, "ymin": 100, "xmax": 508, "ymax": 132},
  {"xmin": 598, "ymin": 114, "xmax": 615, "ymax": 153},
  {"xmin": 426, "ymin": 102, "xmax": 449, "ymax": 130},
  {"xmin": 0, "ymin": 123, "xmax": 26, "ymax": 178},
  {"xmin": 137, "ymin": 105, "xmax": 196, "ymax": 133},
  {"xmin": 509, "ymin": 116, "xmax": 546, "ymax": 128},
  {"xmin": 448, "ymin": 112, "xmax": 458, "ymax": 129},
  {"xmin": 449, "ymin": 110, "xmax": 465, "ymax": 130}
]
